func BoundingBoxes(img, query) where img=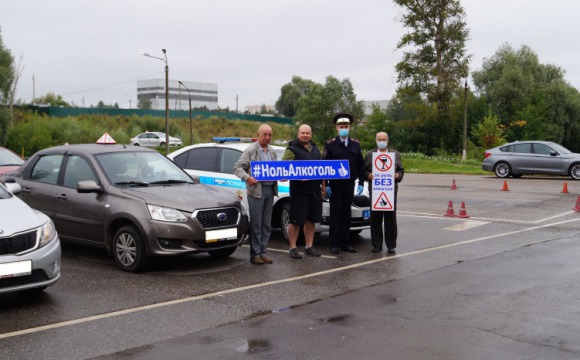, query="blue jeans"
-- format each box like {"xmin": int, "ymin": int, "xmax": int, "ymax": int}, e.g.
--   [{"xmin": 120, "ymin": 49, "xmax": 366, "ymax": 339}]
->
[{"xmin": 247, "ymin": 185, "xmax": 274, "ymax": 257}]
